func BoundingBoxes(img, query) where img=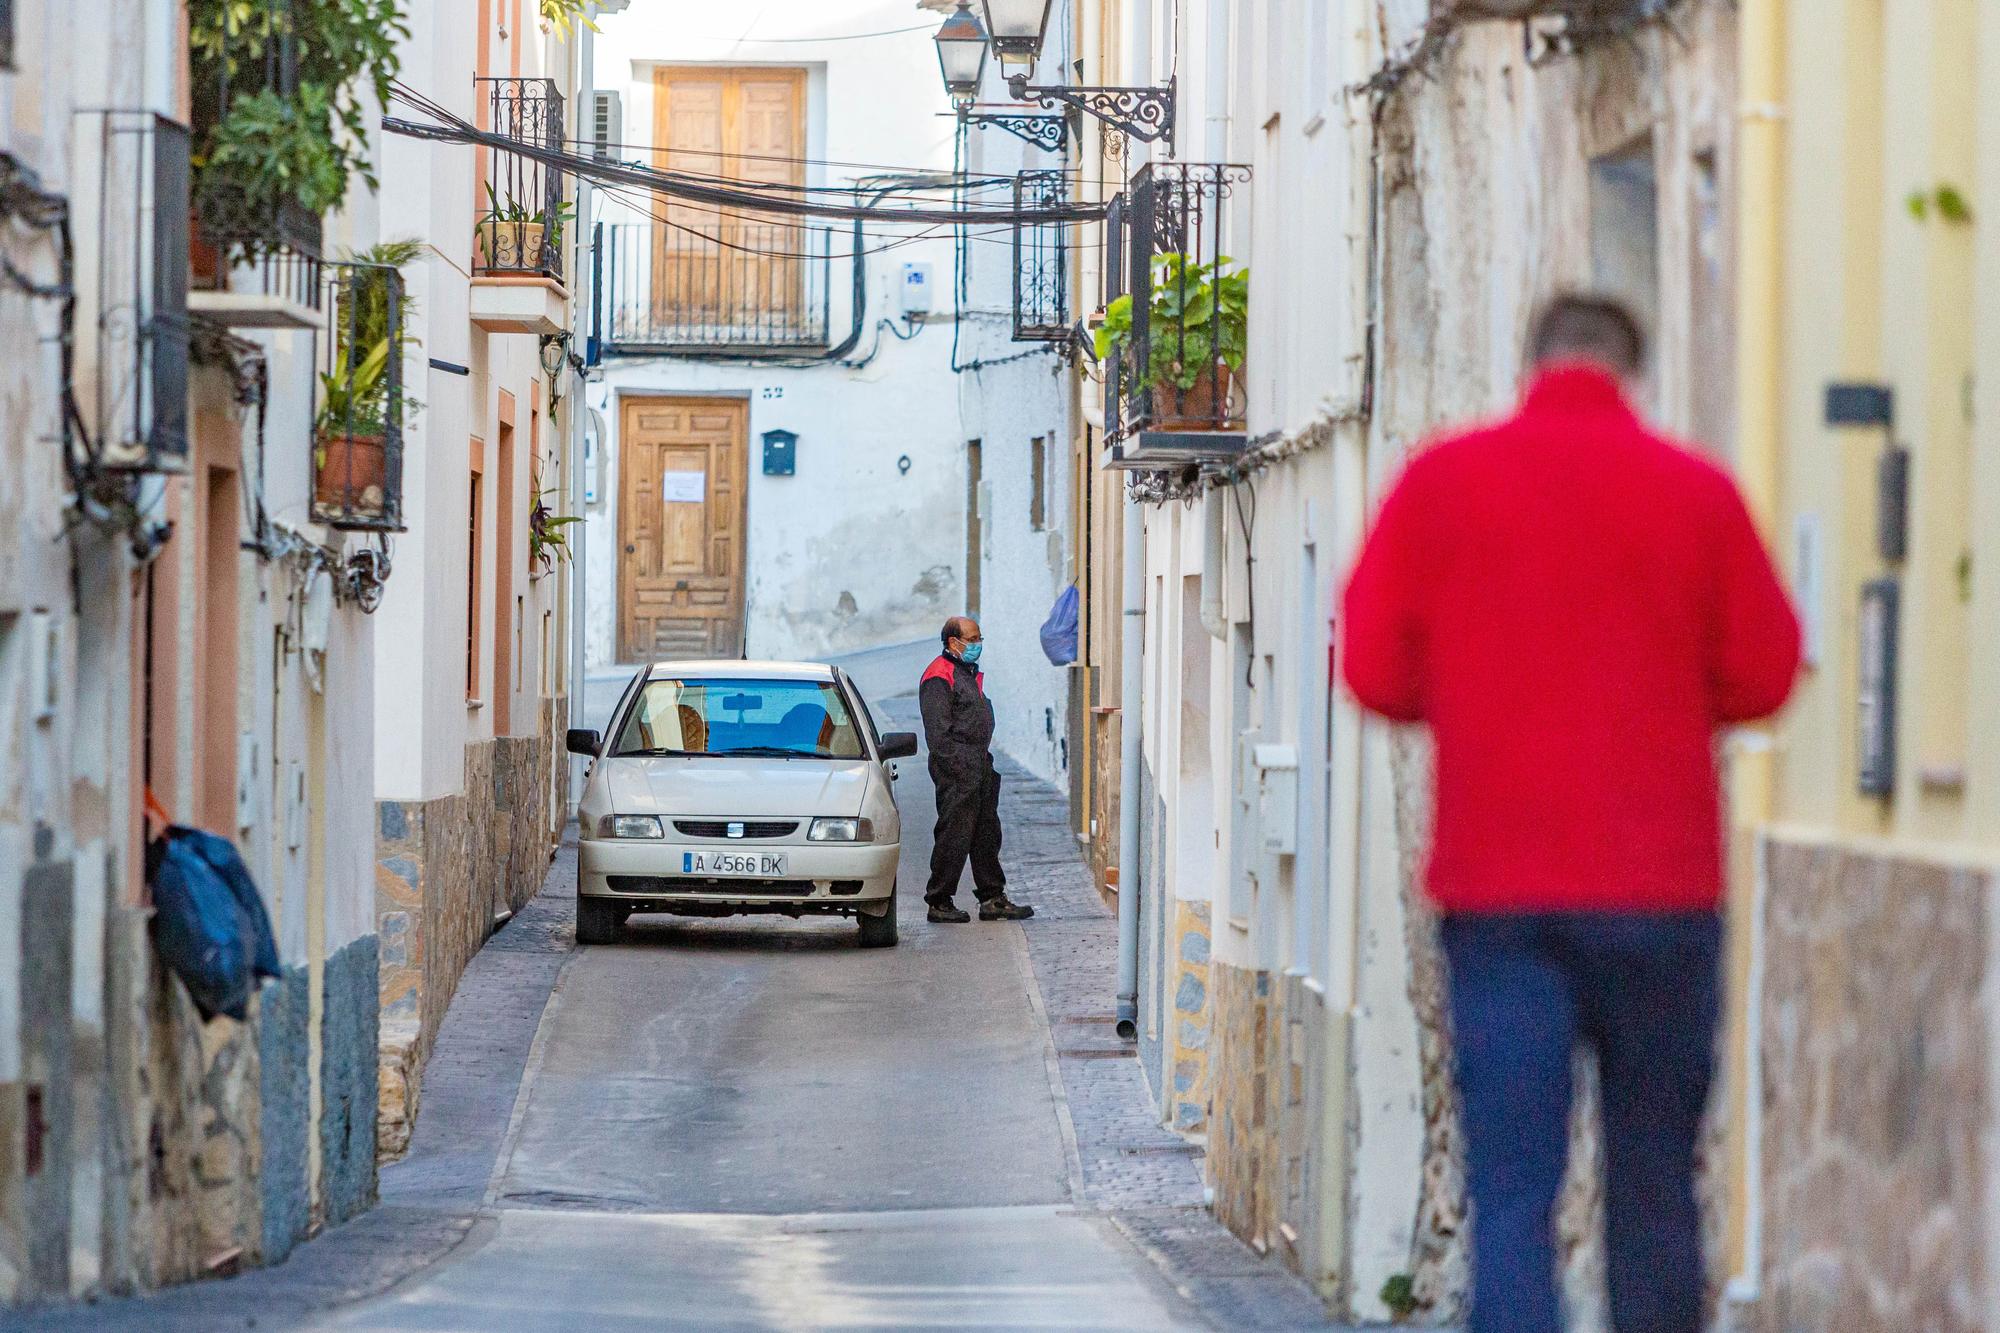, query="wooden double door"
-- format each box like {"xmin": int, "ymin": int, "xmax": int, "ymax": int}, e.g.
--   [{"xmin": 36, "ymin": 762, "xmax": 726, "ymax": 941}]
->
[
  {"xmin": 653, "ymin": 67, "xmax": 807, "ymax": 328},
  {"xmin": 617, "ymin": 396, "xmax": 747, "ymax": 662}
]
